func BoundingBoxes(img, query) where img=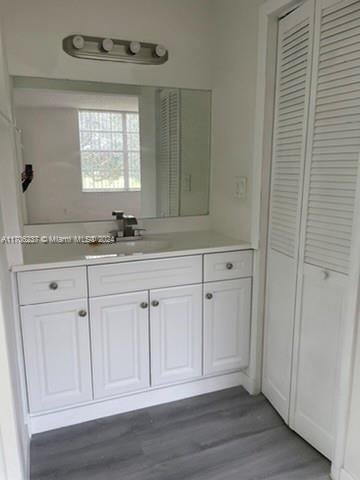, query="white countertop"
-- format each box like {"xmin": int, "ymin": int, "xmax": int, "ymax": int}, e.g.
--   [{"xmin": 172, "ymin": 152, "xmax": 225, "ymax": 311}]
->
[{"xmin": 12, "ymin": 231, "xmax": 253, "ymax": 272}]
